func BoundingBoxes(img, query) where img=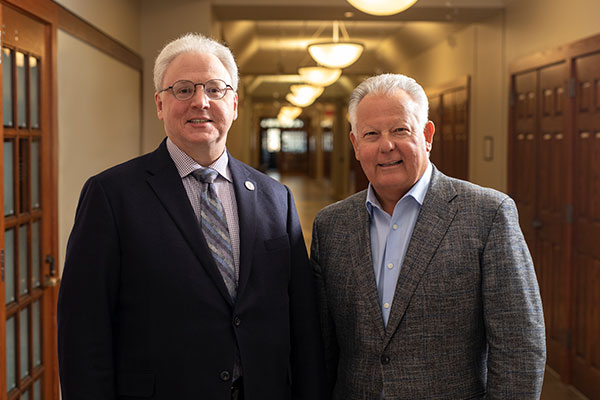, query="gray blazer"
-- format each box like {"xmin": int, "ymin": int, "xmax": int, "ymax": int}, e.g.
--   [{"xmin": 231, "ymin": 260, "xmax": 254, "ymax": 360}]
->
[{"xmin": 311, "ymin": 166, "xmax": 546, "ymax": 400}]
